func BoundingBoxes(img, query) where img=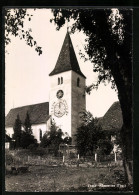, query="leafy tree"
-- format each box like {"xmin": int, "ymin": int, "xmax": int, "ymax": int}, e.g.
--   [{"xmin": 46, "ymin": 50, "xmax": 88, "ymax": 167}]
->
[
  {"xmin": 40, "ymin": 123, "xmax": 64, "ymax": 156},
  {"xmin": 51, "ymin": 9, "xmax": 132, "ymax": 184},
  {"xmin": 97, "ymin": 138, "xmax": 113, "ymax": 155},
  {"xmin": 4, "ymin": 8, "xmax": 42, "ymax": 55},
  {"xmin": 24, "ymin": 111, "xmax": 32, "ymax": 134},
  {"xmin": 13, "ymin": 114, "xmax": 22, "ymax": 148},
  {"xmin": 20, "ymin": 111, "xmax": 37, "ymax": 149},
  {"xmin": 76, "ymin": 111, "xmax": 112, "ymax": 157},
  {"xmin": 40, "ymin": 132, "xmax": 50, "ymax": 148},
  {"xmin": 20, "ymin": 131, "xmax": 38, "ymax": 149},
  {"xmin": 63, "ymin": 136, "xmax": 72, "ymax": 145}
]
